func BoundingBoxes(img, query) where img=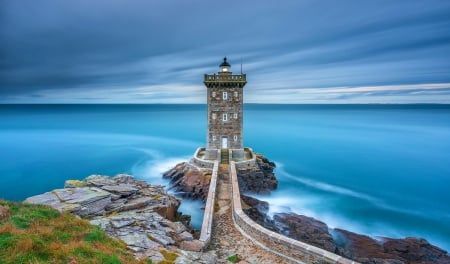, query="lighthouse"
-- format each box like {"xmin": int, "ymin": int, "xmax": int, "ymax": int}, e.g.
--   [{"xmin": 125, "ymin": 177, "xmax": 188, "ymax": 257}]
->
[{"xmin": 204, "ymin": 57, "xmax": 247, "ymax": 160}]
